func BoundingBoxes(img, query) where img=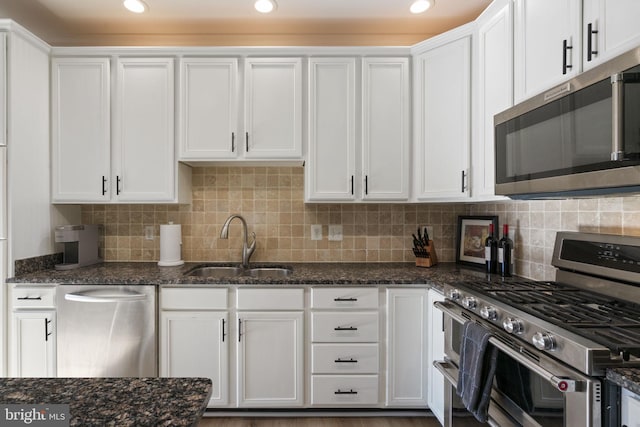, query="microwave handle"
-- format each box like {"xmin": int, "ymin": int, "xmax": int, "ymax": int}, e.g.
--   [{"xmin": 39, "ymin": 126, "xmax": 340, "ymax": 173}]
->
[{"xmin": 611, "ymin": 72, "xmax": 640, "ymax": 161}]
